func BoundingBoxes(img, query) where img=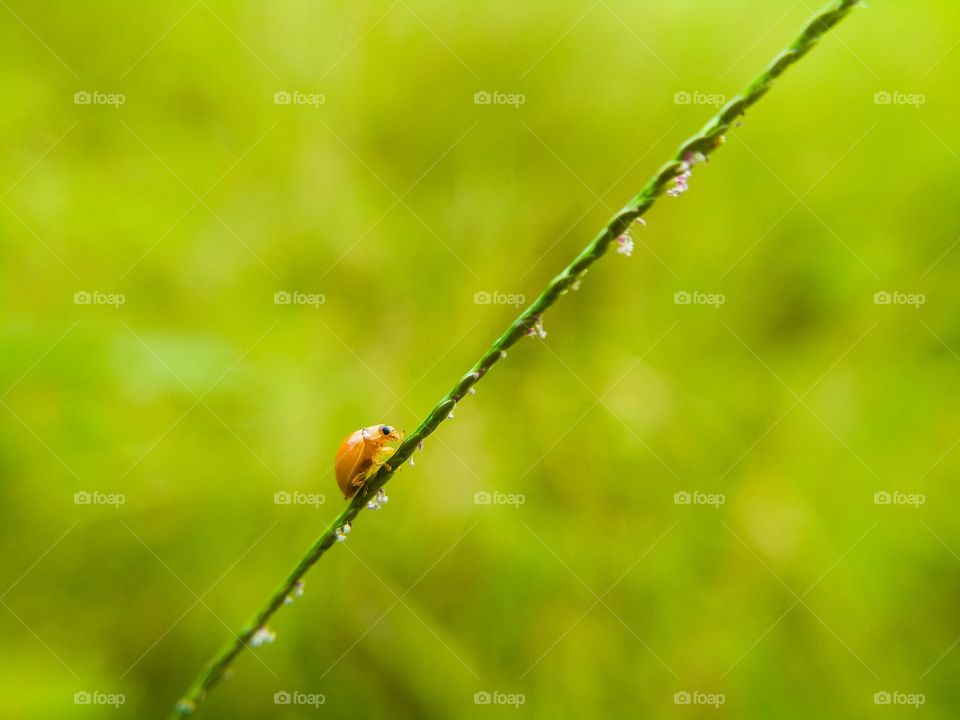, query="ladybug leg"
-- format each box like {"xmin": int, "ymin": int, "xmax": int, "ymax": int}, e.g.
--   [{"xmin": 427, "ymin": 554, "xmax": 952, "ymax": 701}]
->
[
  {"xmin": 345, "ymin": 457, "xmax": 376, "ymax": 498},
  {"xmin": 375, "ymin": 445, "xmax": 396, "ymax": 469},
  {"xmin": 350, "ymin": 473, "xmax": 369, "ymax": 496}
]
